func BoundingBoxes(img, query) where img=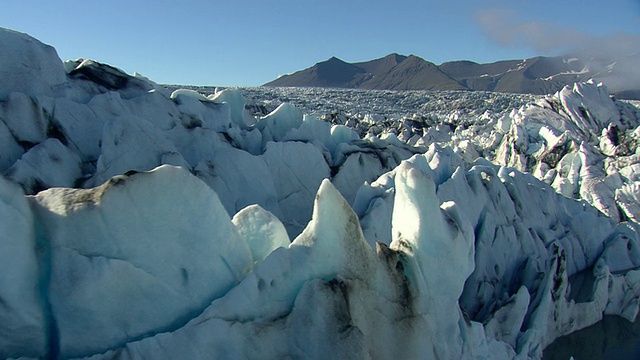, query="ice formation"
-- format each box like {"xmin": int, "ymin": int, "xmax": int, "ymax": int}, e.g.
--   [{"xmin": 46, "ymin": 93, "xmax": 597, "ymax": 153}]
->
[{"xmin": 1, "ymin": 27, "xmax": 640, "ymax": 359}]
